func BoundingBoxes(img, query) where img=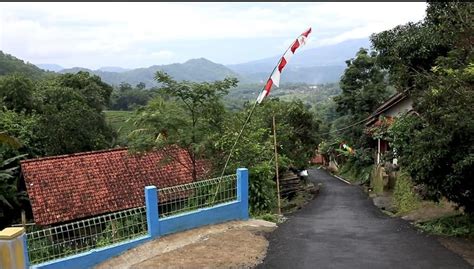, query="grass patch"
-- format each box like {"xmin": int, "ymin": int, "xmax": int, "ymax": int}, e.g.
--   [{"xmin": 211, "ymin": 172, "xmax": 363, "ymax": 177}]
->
[
  {"xmin": 393, "ymin": 171, "xmax": 420, "ymax": 214},
  {"xmin": 415, "ymin": 214, "xmax": 474, "ymax": 238},
  {"xmin": 254, "ymin": 213, "xmax": 280, "ymax": 223}
]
